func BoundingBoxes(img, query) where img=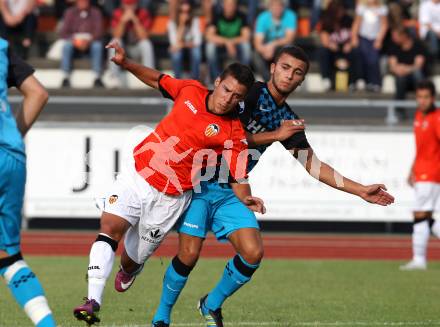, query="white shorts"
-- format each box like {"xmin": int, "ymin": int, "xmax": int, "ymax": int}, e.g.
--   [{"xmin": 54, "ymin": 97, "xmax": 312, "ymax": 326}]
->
[
  {"xmin": 96, "ymin": 159, "xmax": 192, "ymax": 264},
  {"xmin": 414, "ymin": 182, "xmax": 440, "ymax": 212}
]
